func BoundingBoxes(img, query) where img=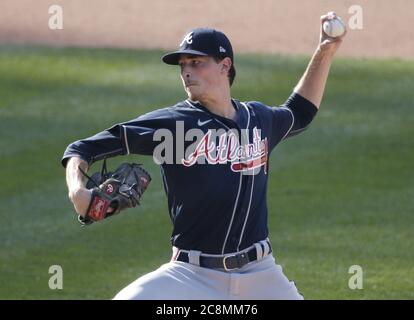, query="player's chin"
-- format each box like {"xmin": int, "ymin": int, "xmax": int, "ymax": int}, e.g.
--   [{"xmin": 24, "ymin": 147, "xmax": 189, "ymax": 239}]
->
[{"xmin": 185, "ymin": 88, "xmax": 201, "ymax": 101}]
